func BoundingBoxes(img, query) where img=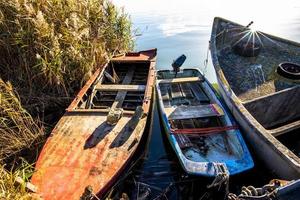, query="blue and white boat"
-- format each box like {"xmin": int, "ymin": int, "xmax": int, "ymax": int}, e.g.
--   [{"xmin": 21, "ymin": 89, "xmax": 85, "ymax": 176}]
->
[{"xmin": 156, "ymin": 68, "xmax": 254, "ymax": 176}]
